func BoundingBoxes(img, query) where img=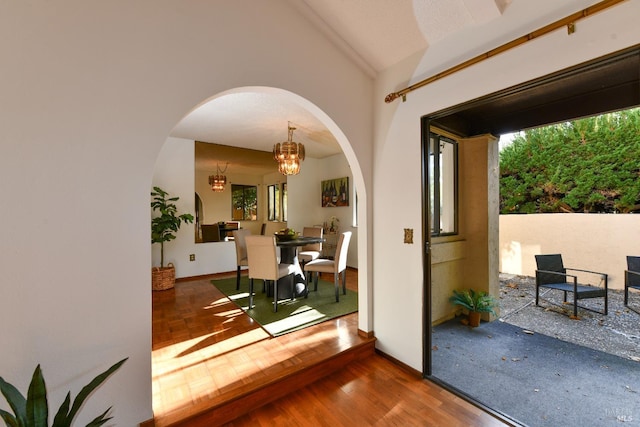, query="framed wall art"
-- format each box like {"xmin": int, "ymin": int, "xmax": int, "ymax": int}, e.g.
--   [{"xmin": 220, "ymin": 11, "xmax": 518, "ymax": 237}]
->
[{"xmin": 321, "ymin": 177, "xmax": 349, "ymax": 207}]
